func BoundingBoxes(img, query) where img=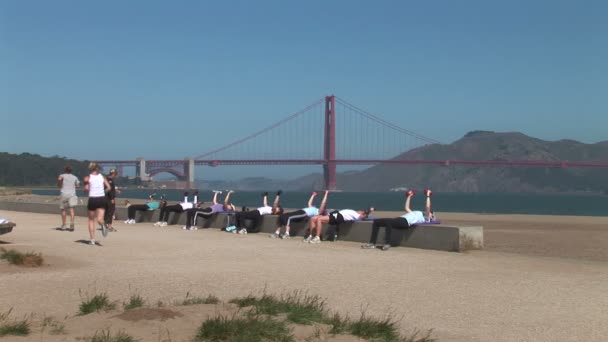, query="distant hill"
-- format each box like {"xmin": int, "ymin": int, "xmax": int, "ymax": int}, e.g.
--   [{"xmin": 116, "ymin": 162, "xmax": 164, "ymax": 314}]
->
[
  {"xmin": 0, "ymin": 153, "xmax": 91, "ymax": 186},
  {"xmin": 5, "ymin": 131, "xmax": 608, "ymax": 193},
  {"xmin": 334, "ymin": 131, "xmax": 608, "ymax": 192},
  {"xmin": 0, "ymin": 153, "xmax": 140, "ymax": 187}
]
